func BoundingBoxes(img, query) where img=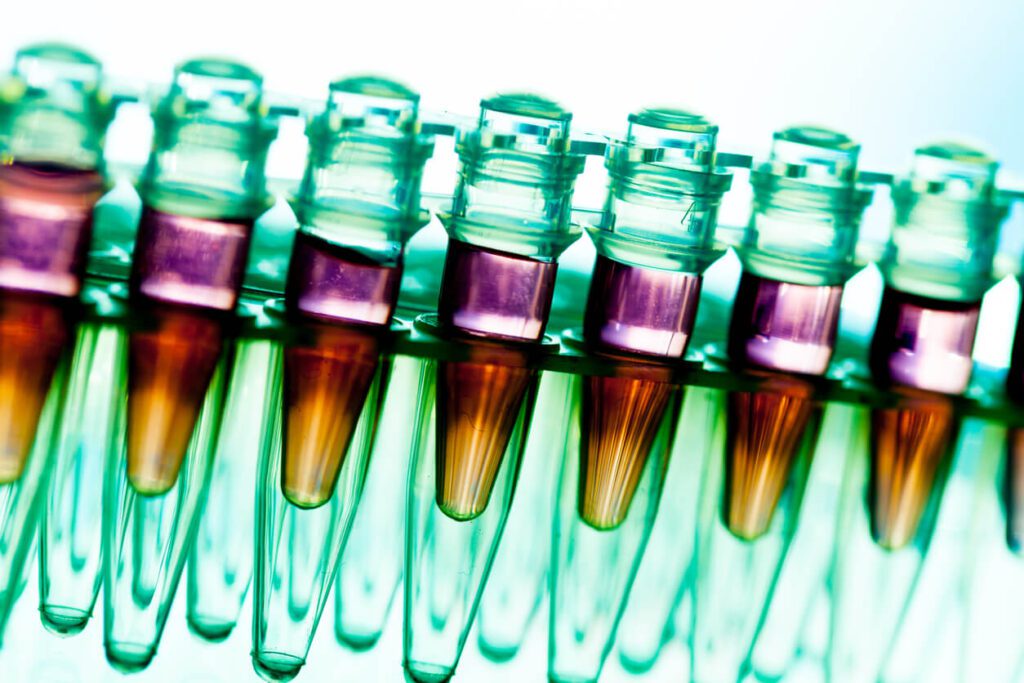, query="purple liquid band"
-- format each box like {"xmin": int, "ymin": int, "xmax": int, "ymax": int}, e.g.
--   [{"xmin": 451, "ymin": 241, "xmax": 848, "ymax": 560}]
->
[
  {"xmin": 728, "ymin": 272, "xmax": 843, "ymax": 376},
  {"xmin": 130, "ymin": 206, "xmax": 253, "ymax": 311},
  {"xmin": 869, "ymin": 286, "xmax": 980, "ymax": 395},
  {"xmin": 437, "ymin": 238, "xmax": 558, "ymax": 342},
  {"xmin": 583, "ymin": 255, "xmax": 701, "ymax": 358},
  {"xmin": 0, "ymin": 161, "xmax": 104, "ymax": 298},
  {"xmin": 285, "ymin": 230, "xmax": 402, "ymax": 327}
]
